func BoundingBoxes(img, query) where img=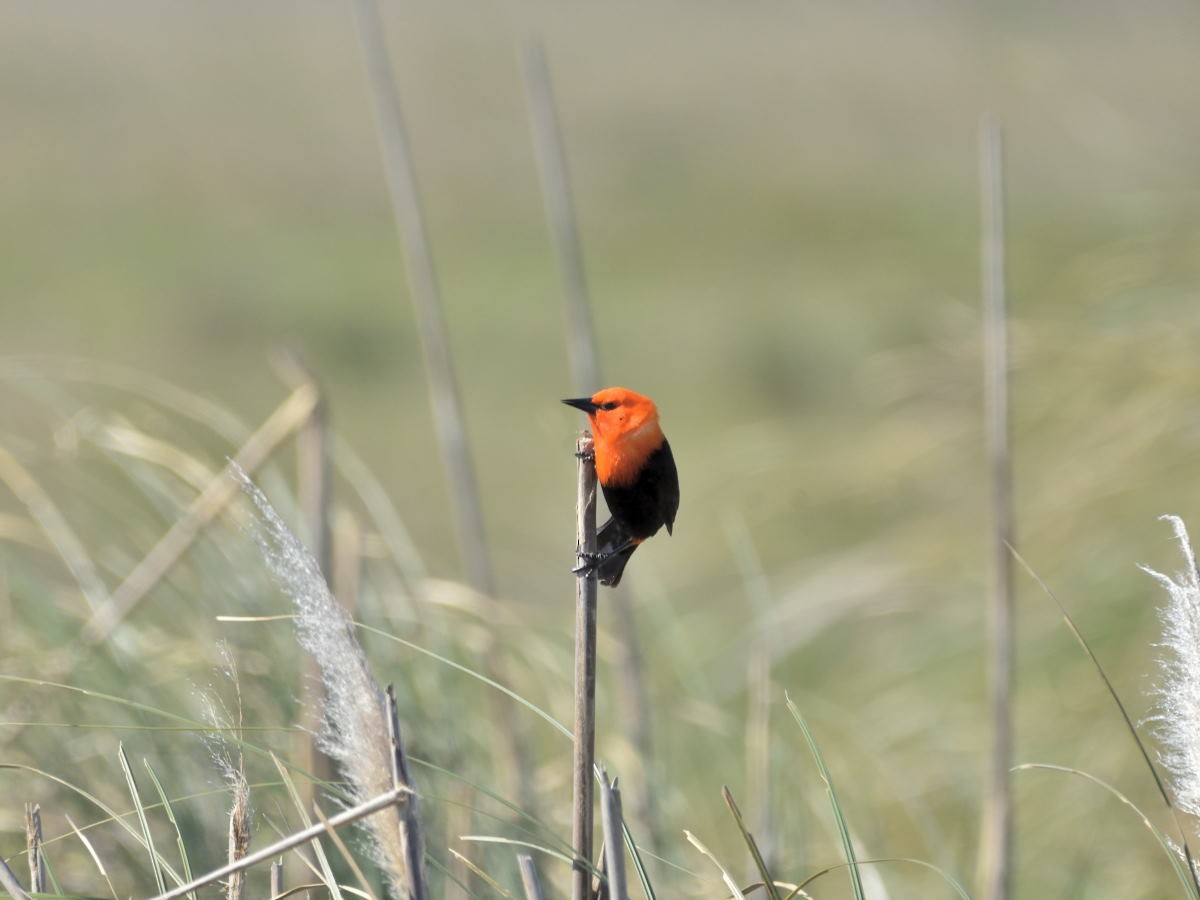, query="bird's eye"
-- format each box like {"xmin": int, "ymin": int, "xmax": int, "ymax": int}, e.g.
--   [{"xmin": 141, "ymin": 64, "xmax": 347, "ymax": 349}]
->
[{"xmin": 599, "ymin": 401, "xmax": 620, "ymax": 411}]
